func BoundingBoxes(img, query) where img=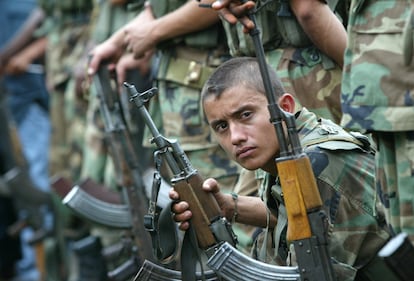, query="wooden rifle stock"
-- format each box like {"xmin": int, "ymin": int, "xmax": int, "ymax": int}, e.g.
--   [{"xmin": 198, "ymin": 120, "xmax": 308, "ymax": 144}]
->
[
  {"xmin": 277, "ymin": 155, "xmax": 322, "ymax": 241},
  {"xmin": 174, "ymin": 172, "xmax": 222, "ymax": 249}
]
